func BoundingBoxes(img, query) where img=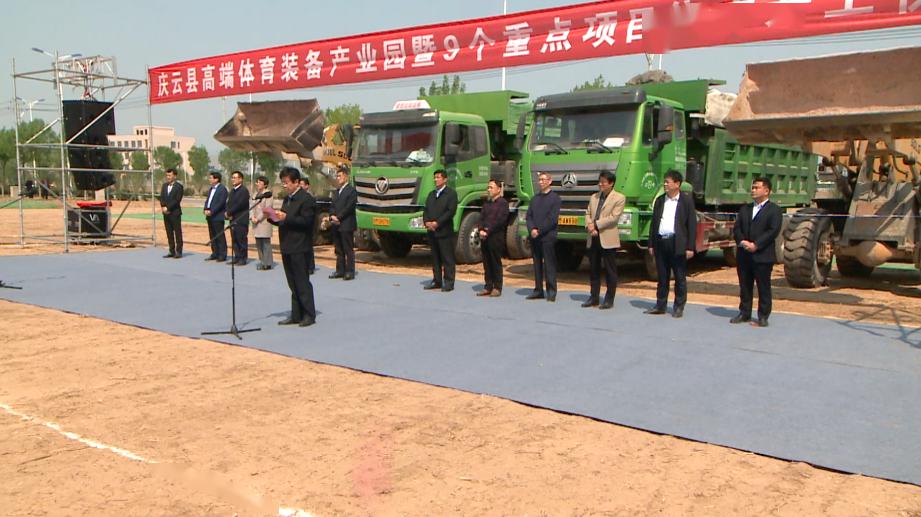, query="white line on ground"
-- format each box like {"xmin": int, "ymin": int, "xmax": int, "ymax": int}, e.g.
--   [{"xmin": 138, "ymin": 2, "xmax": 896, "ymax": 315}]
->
[
  {"xmin": 0, "ymin": 402, "xmax": 155, "ymax": 463},
  {"xmin": 1, "ymin": 401, "xmax": 316, "ymax": 517}
]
